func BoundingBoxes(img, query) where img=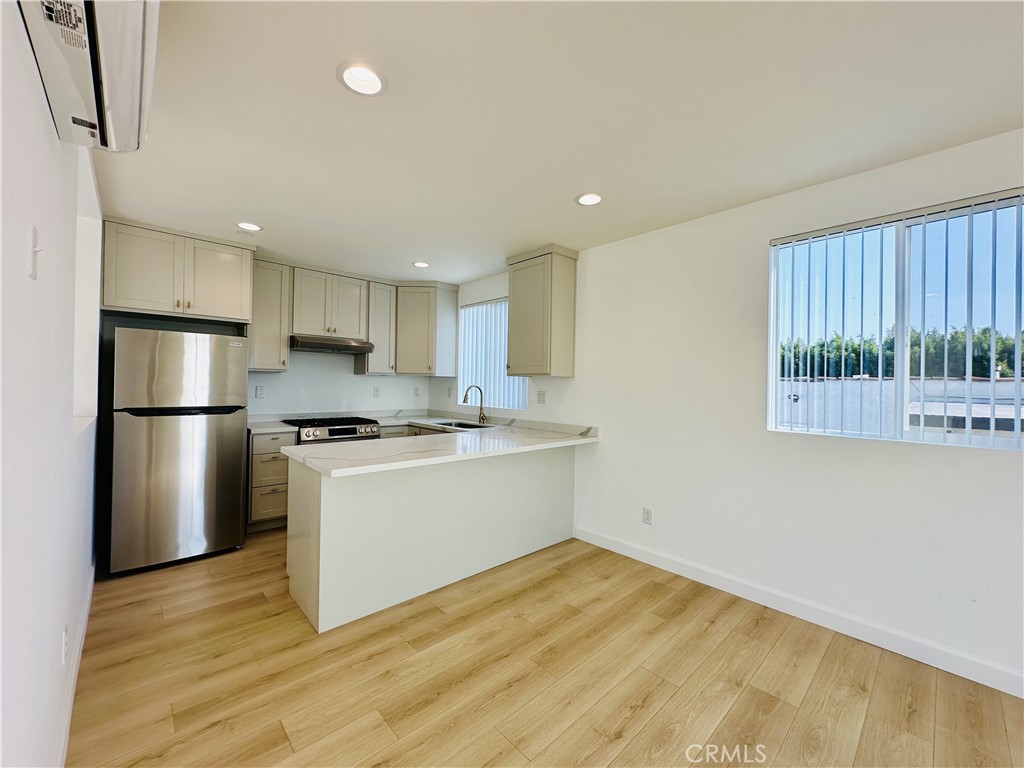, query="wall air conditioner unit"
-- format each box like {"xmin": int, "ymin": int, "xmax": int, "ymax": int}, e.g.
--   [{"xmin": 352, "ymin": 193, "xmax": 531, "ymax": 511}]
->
[{"xmin": 18, "ymin": 0, "xmax": 159, "ymax": 152}]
